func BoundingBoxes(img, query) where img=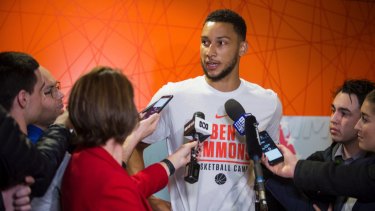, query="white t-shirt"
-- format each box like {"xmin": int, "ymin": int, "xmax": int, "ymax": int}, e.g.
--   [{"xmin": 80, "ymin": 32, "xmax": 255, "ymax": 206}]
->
[{"xmin": 143, "ymin": 76, "xmax": 282, "ymax": 211}]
